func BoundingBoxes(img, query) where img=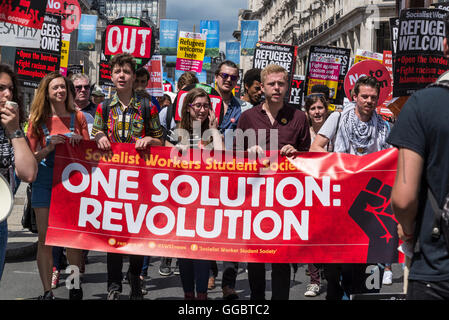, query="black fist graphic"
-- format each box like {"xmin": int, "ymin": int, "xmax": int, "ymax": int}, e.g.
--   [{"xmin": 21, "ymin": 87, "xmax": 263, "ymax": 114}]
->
[{"xmin": 348, "ymin": 178, "xmax": 399, "ymax": 263}]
